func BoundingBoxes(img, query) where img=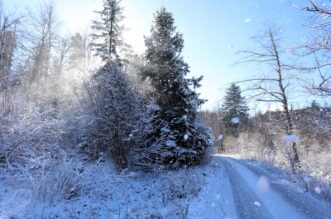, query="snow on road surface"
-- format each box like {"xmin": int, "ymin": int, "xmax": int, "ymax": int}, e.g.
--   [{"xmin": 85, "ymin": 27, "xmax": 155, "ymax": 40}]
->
[
  {"xmin": 219, "ymin": 155, "xmax": 331, "ymax": 219},
  {"xmin": 188, "ymin": 158, "xmax": 237, "ymax": 218}
]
